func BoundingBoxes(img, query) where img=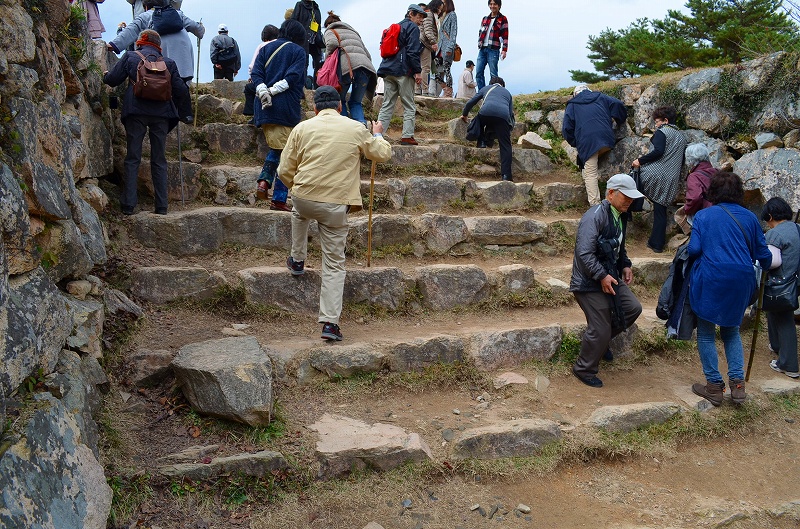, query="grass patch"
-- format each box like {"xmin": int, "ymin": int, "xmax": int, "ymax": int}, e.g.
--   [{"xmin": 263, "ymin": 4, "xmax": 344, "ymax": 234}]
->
[
  {"xmin": 546, "ymin": 221, "xmax": 576, "ymax": 253},
  {"xmin": 477, "ymin": 285, "xmax": 573, "ymax": 314},
  {"xmin": 177, "ymin": 283, "xmax": 290, "ymax": 322}
]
